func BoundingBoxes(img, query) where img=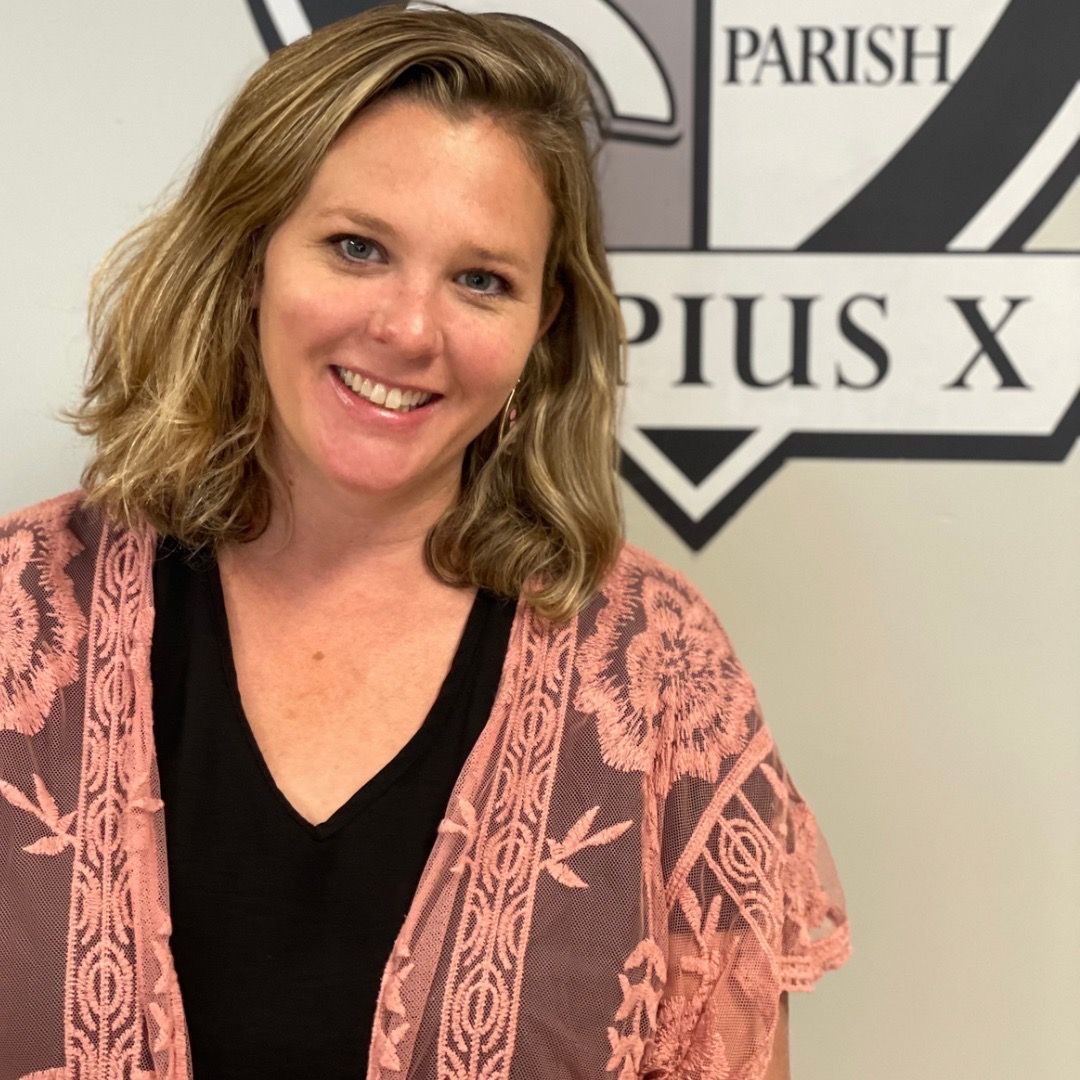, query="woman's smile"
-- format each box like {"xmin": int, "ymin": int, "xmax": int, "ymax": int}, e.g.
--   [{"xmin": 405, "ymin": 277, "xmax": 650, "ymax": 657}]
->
[
  {"xmin": 326, "ymin": 363, "xmax": 442, "ymax": 429},
  {"xmin": 332, "ymin": 365, "xmax": 439, "ymax": 412}
]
